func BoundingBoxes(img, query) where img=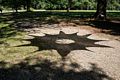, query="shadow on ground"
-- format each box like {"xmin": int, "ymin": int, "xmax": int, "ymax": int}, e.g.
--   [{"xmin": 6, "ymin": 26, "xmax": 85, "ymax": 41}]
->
[
  {"xmin": 0, "ymin": 11, "xmax": 120, "ymax": 38},
  {"xmin": 89, "ymin": 20, "xmax": 120, "ymax": 36},
  {"xmin": 0, "ymin": 57, "xmax": 113, "ymax": 80},
  {"xmin": 0, "ymin": 24, "xmax": 17, "ymax": 38},
  {"xmin": 18, "ymin": 31, "xmax": 110, "ymax": 58},
  {"xmin": 0, "ymin": 12, "xmax": 117, "ymax": 80}
]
